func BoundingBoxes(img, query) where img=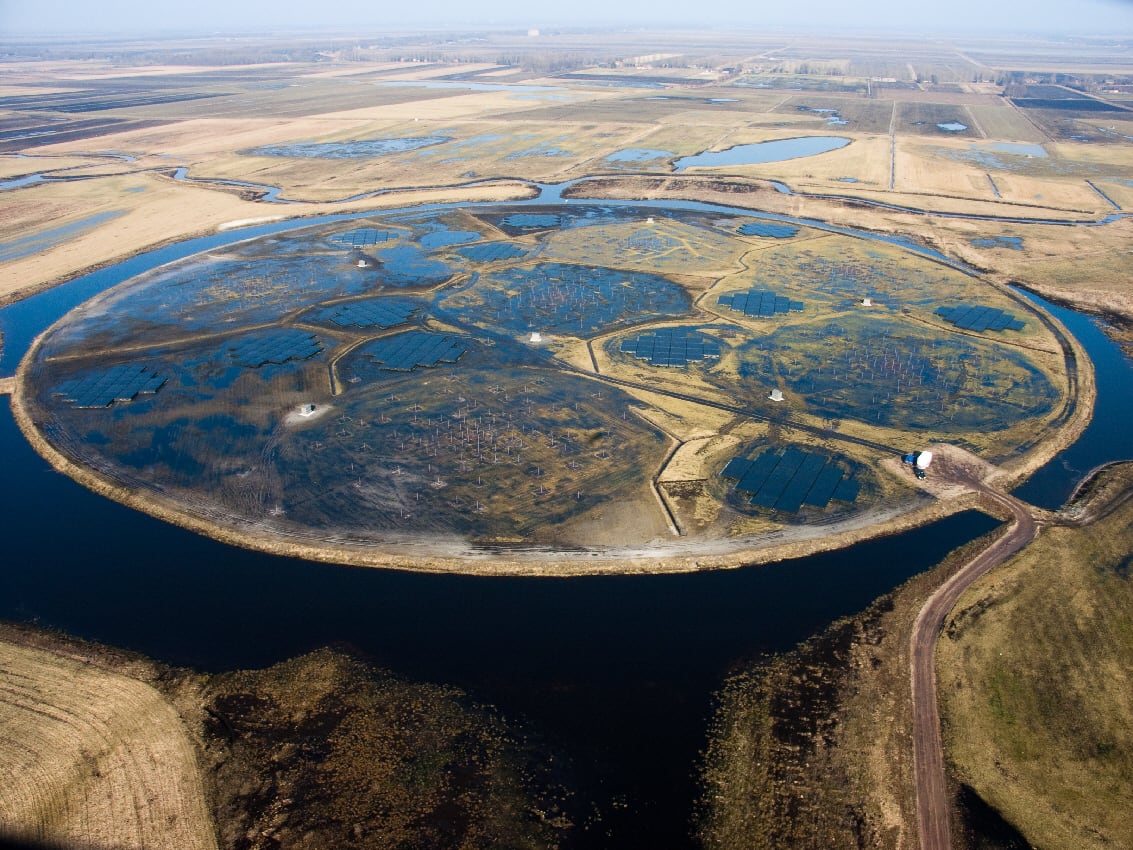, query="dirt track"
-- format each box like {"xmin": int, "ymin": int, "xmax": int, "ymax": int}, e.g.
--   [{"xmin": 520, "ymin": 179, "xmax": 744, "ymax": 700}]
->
[{"xmin": 908, "ymin": 454, "xmax": 1041, "ymax": 850}]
